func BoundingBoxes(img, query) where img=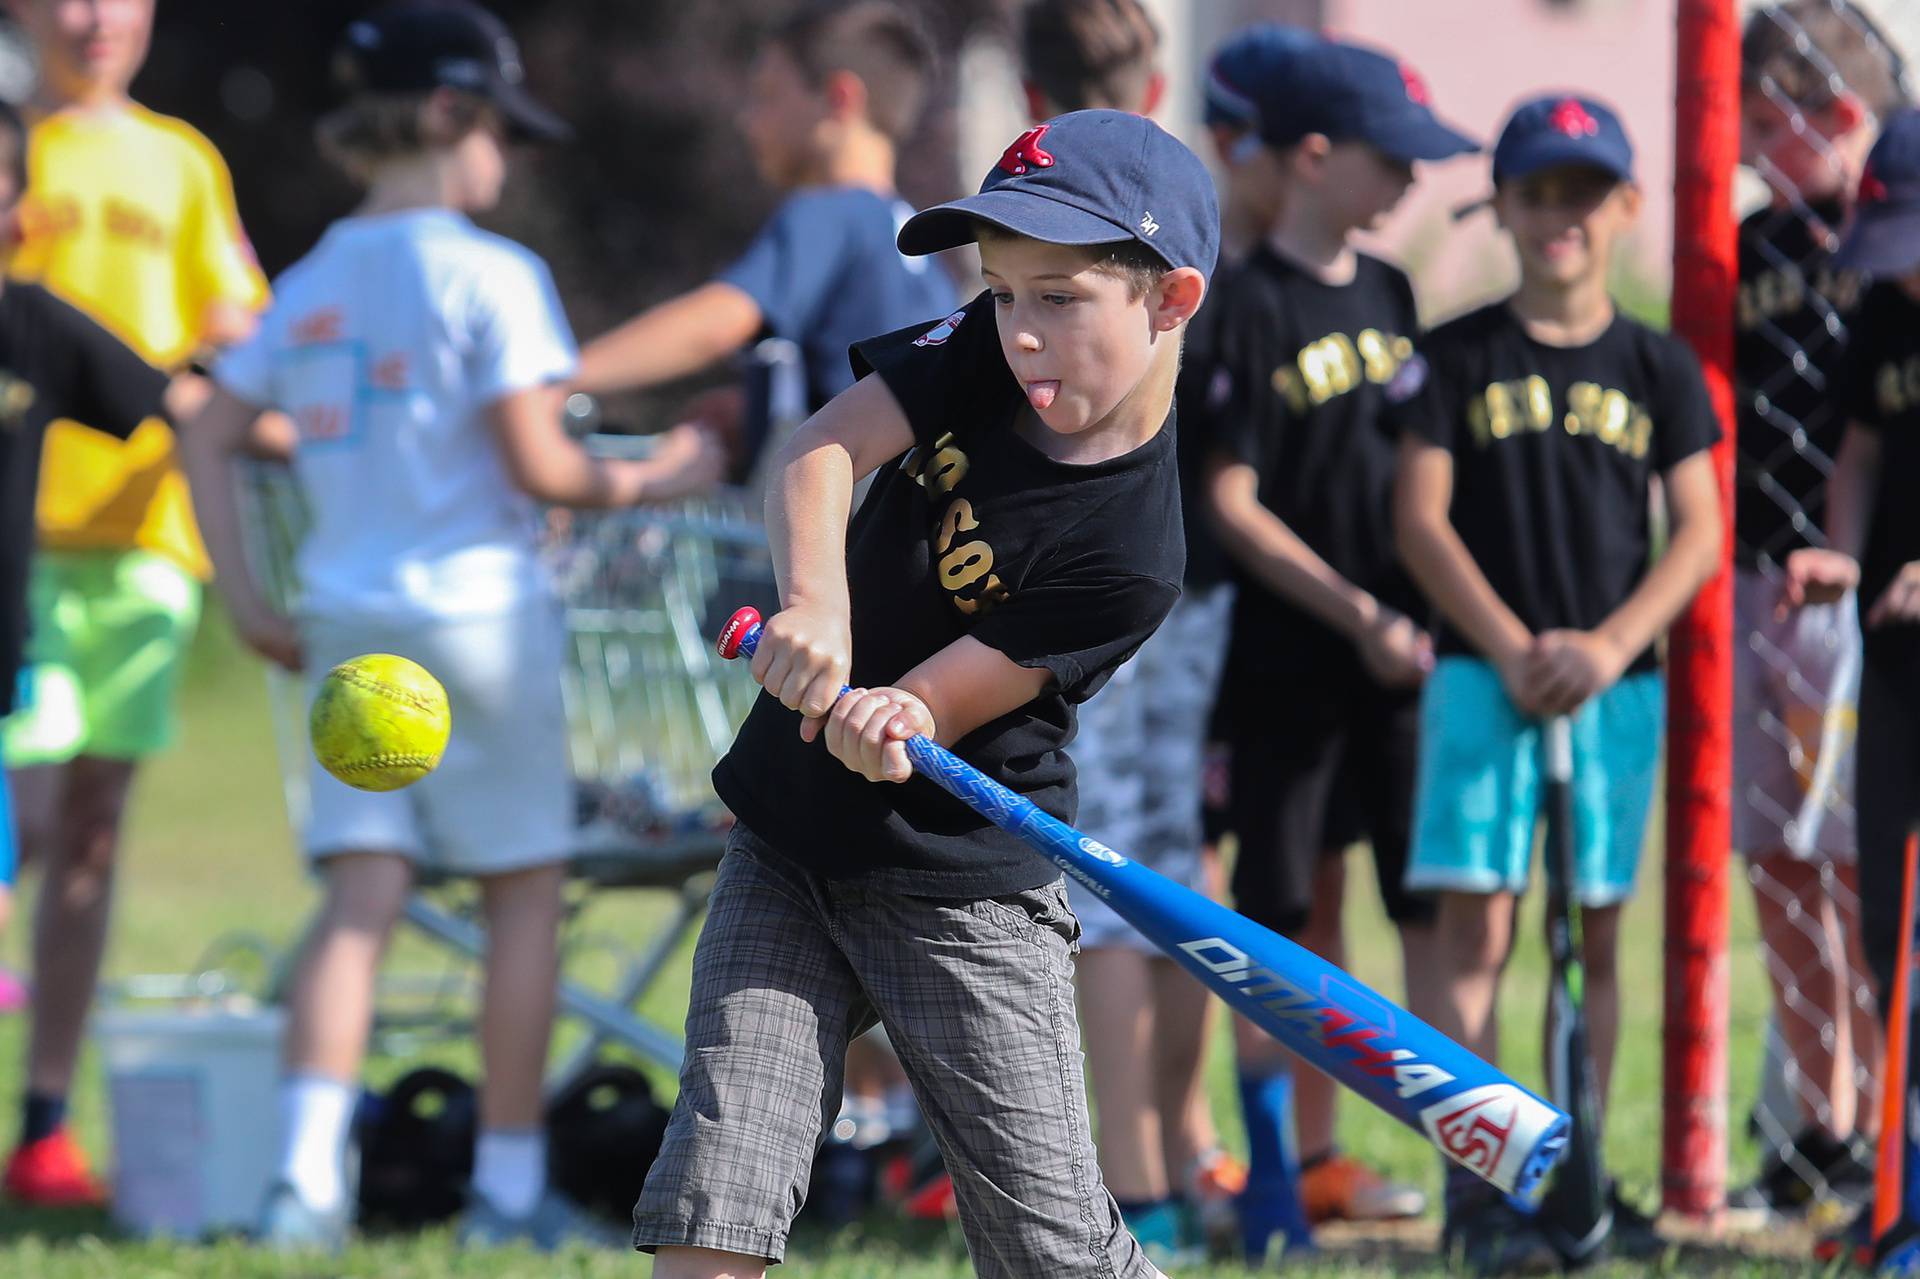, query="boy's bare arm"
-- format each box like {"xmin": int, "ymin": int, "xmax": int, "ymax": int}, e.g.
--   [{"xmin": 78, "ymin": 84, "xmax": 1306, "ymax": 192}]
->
[
  {"xmin": 573, "ymin": 282, "xmax": 765, "ymax": 395},
  {"xmin": 1393, "ymin": 436, "xmax": 1534, "ymax": 687},
  {"xmin": 1786, "ymin": 424, "xmax": 1879, "ymax": 606},
  {"xmin": 754, "ymin": 374, "xmax": 917, "ymax": 723},
  {"xmin": 176, "ymin": 386, "xmax": 302, "ymax": 670},
  {"xmin": 1589, "ymin": 449, "xmax": 1723, "ymax": 661},
  {"xmin": 818, "ymin": 637, "xmax": 1052, "ymax": 782},
  {"xmin": 488, "ymin": 383, "xmax": 726, "ymax": 507},
  {"xmin": 1210, "ymin": 454, "xmax": 1430, "ymax": 686}
]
